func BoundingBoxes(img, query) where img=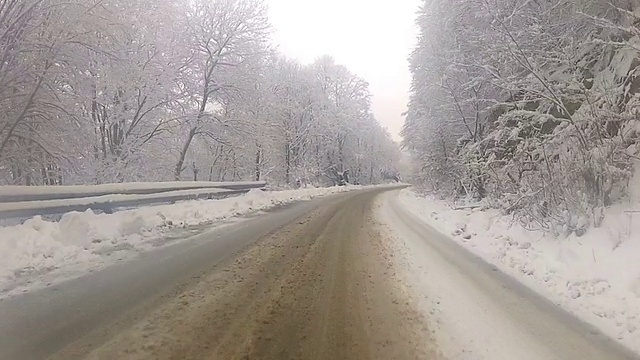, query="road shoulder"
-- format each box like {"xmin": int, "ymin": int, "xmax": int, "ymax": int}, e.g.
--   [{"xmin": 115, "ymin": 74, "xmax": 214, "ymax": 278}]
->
[{"xmin": 376, "ymin": 190, "xmax": 639, "ymax": 360}]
